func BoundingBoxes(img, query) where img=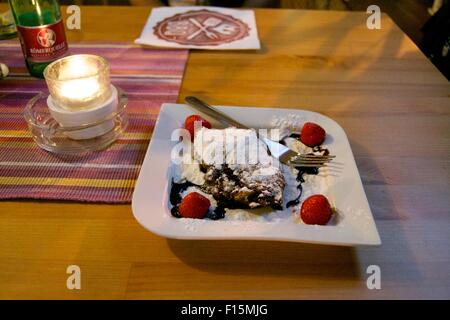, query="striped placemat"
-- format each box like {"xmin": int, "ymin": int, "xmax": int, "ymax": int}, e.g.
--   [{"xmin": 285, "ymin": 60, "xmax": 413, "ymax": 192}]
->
[{"xmin": 0, "ymin": 42, "xmax": 188, "ymax": 203}]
